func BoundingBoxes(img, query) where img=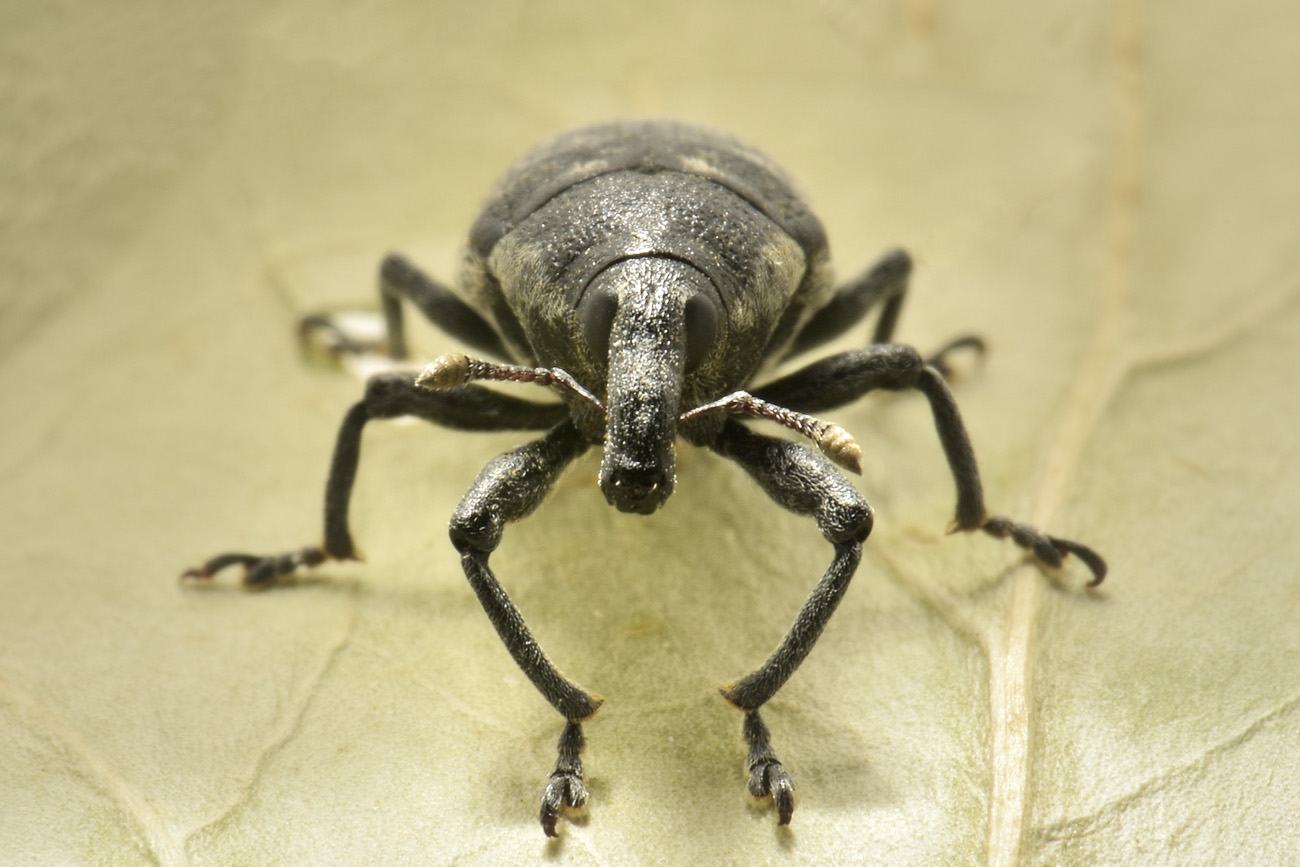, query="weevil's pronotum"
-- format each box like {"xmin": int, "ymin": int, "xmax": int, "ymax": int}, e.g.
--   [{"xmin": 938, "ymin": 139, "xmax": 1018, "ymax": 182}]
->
[{"xmin": 185, "ymin": 120, "xmax": 1106, "ymax": 836}]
